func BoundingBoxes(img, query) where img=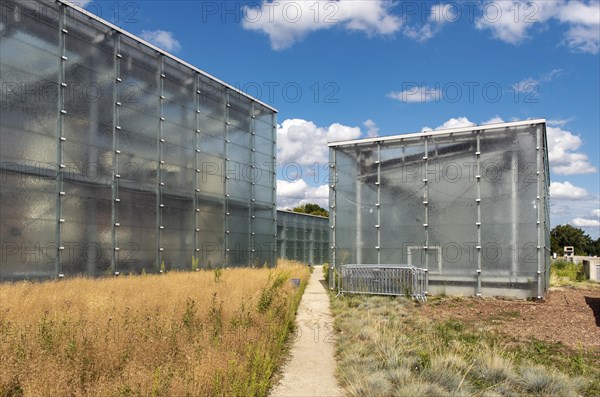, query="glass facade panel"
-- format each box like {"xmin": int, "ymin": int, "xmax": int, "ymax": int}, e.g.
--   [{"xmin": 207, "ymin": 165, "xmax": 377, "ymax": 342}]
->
[
  {"xmin": 0, "ymin": 0, "xmax": 276, "ymax": 279},
  {"xmin": 276, "ymin": 211, "xmax": 329, "ymax": 265},
  {"xmin": 330, "ymin": 121, "xmax": 550, "ymax": 298}
]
